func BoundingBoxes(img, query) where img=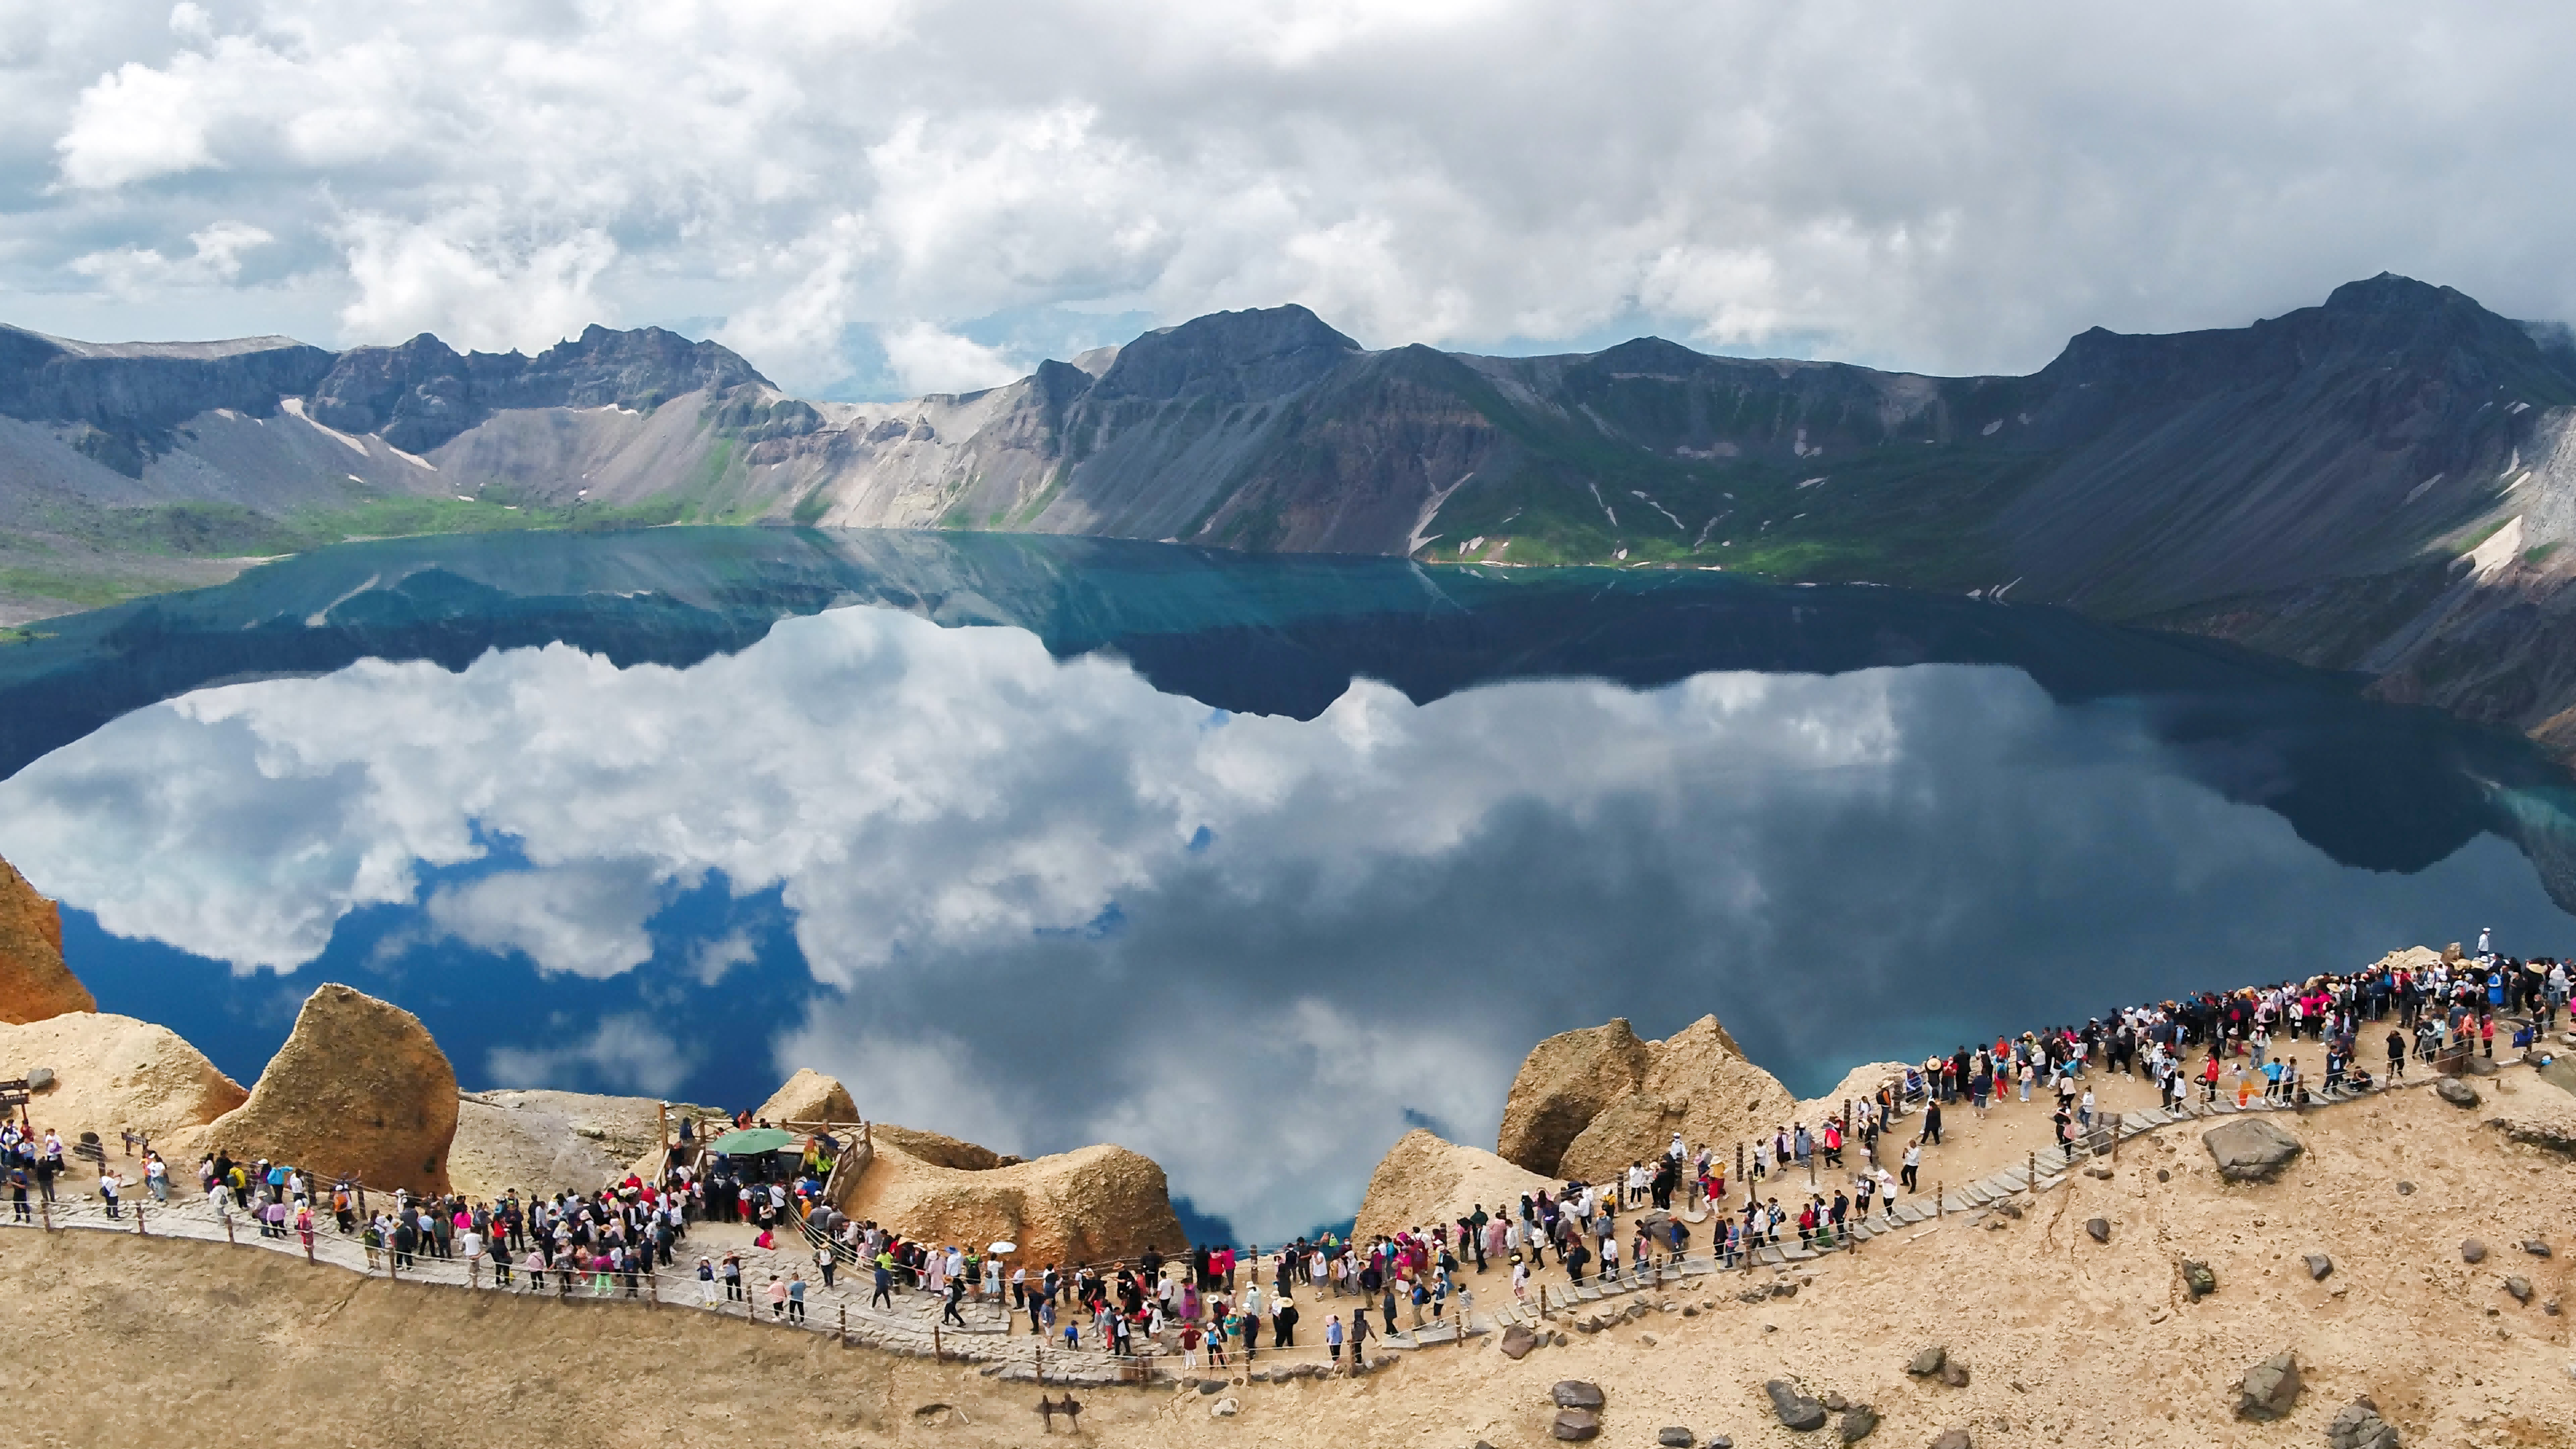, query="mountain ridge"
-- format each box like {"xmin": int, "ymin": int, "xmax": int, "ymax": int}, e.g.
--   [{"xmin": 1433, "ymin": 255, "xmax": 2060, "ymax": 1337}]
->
[{"xmin": 11, "ymin": 275, "xmax": 2576, "ymax": 755}]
